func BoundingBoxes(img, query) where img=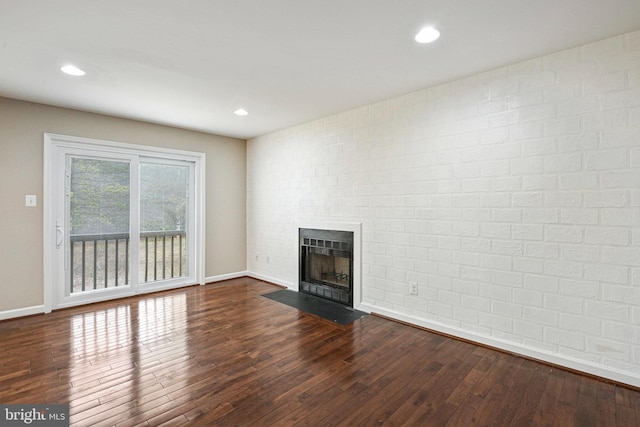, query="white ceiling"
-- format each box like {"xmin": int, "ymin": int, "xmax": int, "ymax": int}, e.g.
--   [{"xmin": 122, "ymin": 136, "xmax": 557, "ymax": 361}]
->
[{"xmin": 1, "ymin": 1, "xmax": 640, "ymax": 140}]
